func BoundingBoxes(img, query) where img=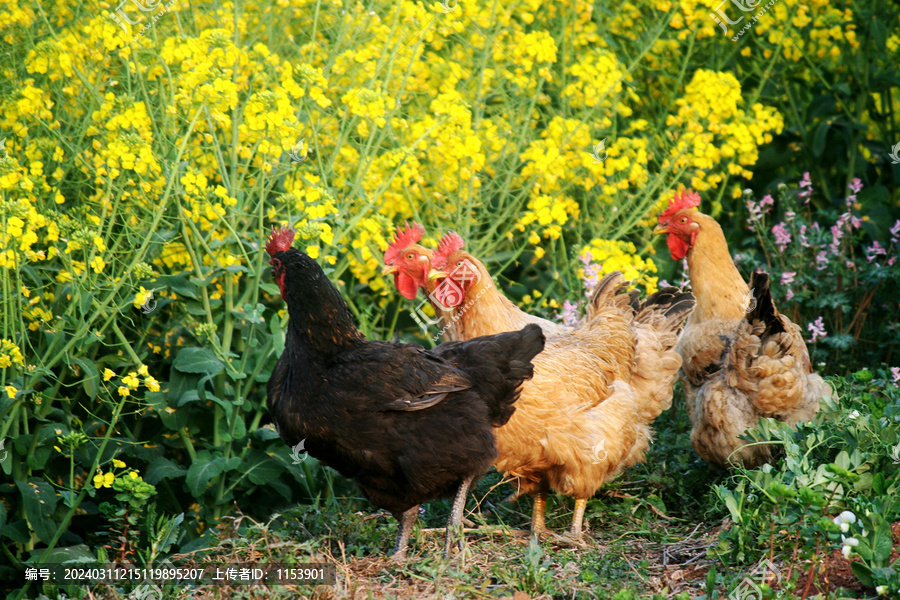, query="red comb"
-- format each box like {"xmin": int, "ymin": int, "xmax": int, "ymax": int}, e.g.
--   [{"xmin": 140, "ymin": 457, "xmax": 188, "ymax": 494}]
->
[
  {"xmin": 433, "ymin": 232, "xmax": 465, "ymax": 268},
  {"xmin": 659, "ymin": 188, "xmax": 701, "ymax": 220},
  {"xmin": 266, "ymin": 225, "xmax": 295, "ymax": 257},
  {"xmin": 383, "ymin": 222, "xmax": 426, "ymax": 264}
]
